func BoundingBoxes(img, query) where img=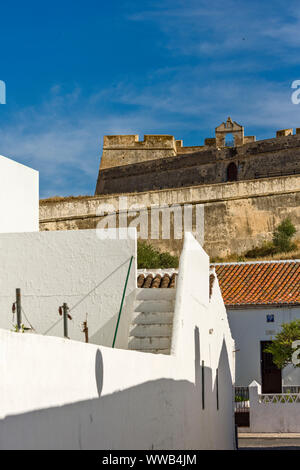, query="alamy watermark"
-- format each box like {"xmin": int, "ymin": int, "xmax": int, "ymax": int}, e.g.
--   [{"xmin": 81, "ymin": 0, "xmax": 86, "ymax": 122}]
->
[
  {"xmin": 0, "ymin": 80, "xmax": 6, "ymax": 104},
  {"xmin": 291, "ymin": 80, "xmax": 300, "ymax": 104},
  {"xmin": 95, "ymin": 196, "xmax": 204, "ymax": 242},
  {"xmin": 292, "ymin": 340, "xmax": 300, "ymax": 366}
]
